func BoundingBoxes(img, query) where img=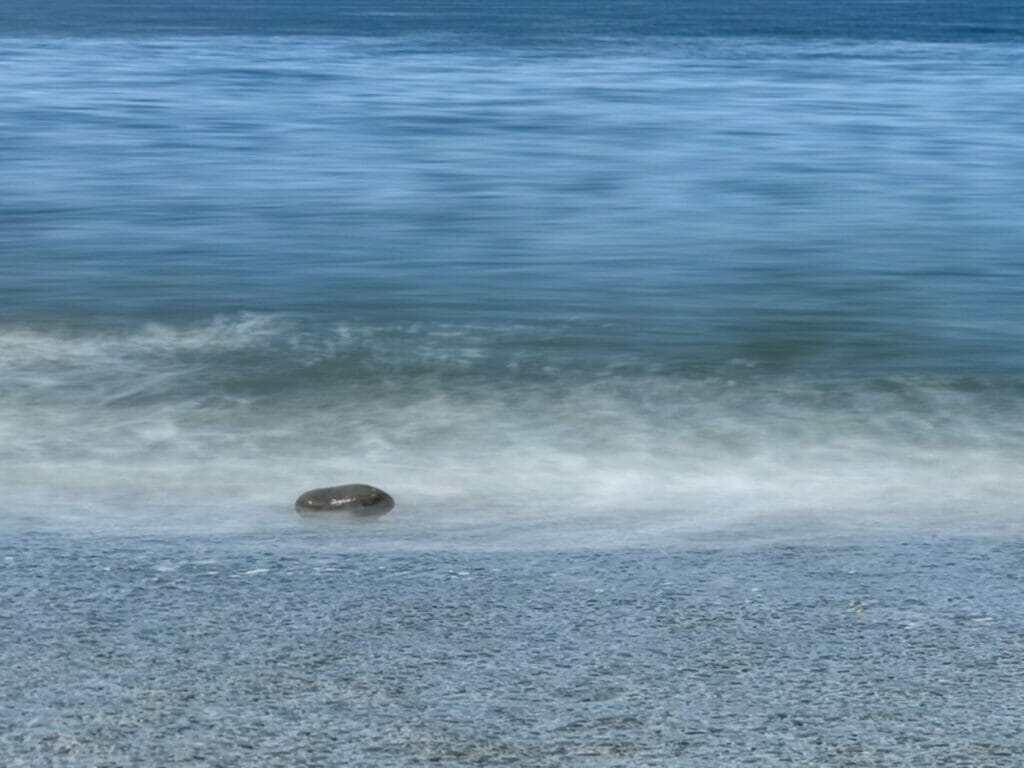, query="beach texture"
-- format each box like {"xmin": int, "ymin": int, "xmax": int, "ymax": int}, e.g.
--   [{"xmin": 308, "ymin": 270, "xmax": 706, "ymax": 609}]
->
[{"xmin": 3, "ymin": 533, "xmax": 1021, "ymax": 767}]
